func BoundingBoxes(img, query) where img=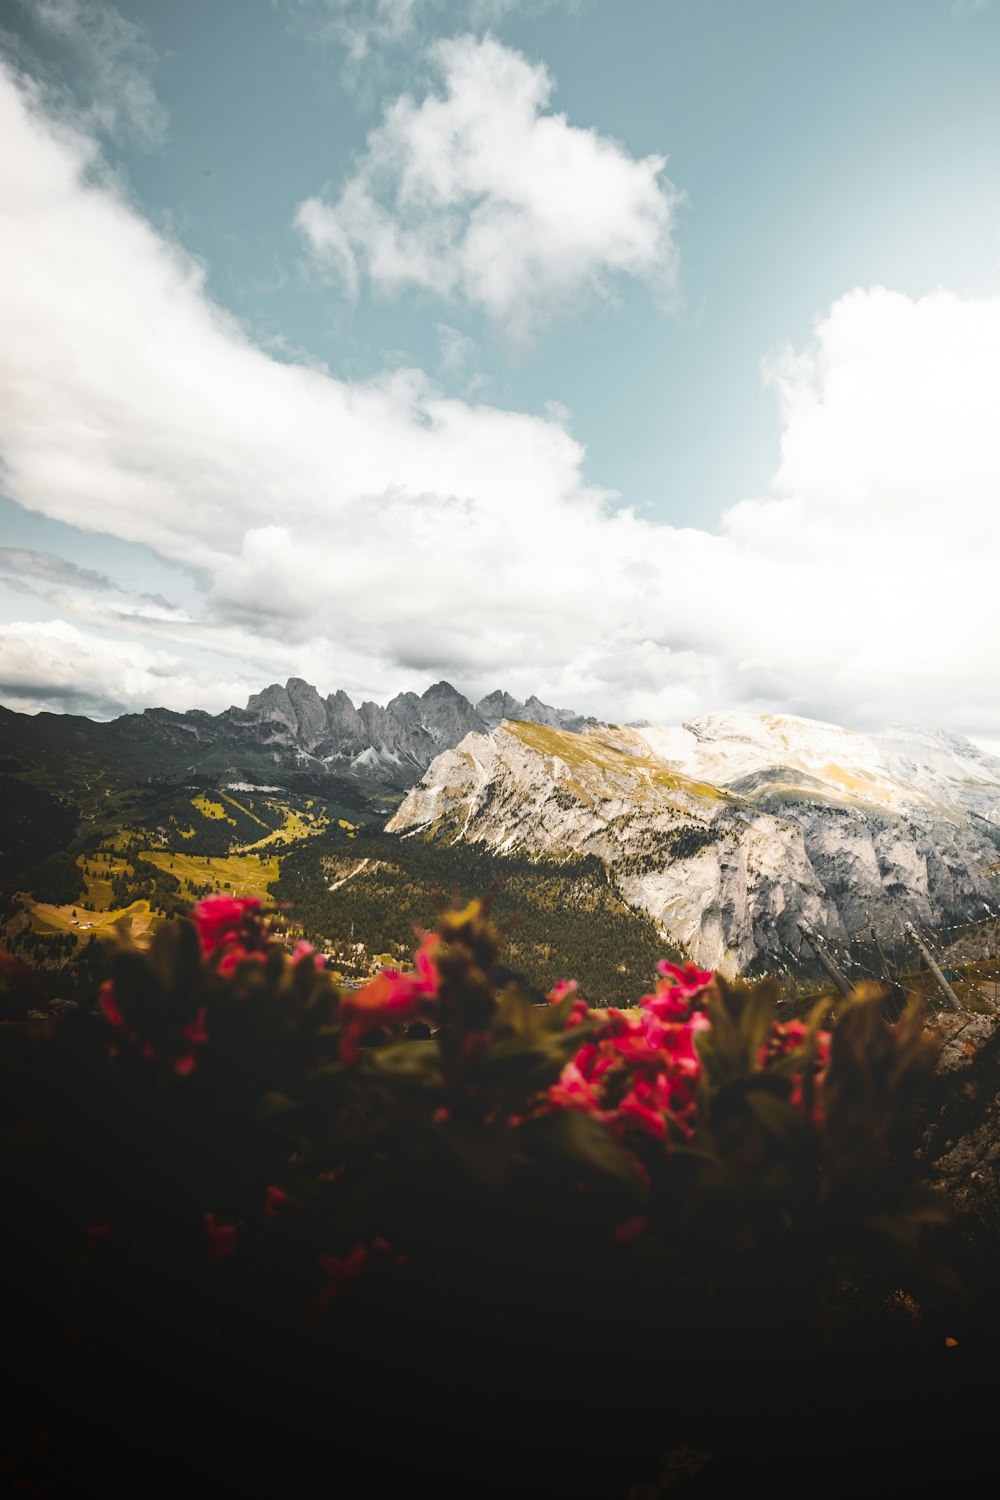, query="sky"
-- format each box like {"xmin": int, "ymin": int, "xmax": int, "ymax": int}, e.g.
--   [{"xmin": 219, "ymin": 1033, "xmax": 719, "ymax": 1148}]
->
[{"xmin": 1, "ymin": 0, "xmax": 1000, "ymax": 750}]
